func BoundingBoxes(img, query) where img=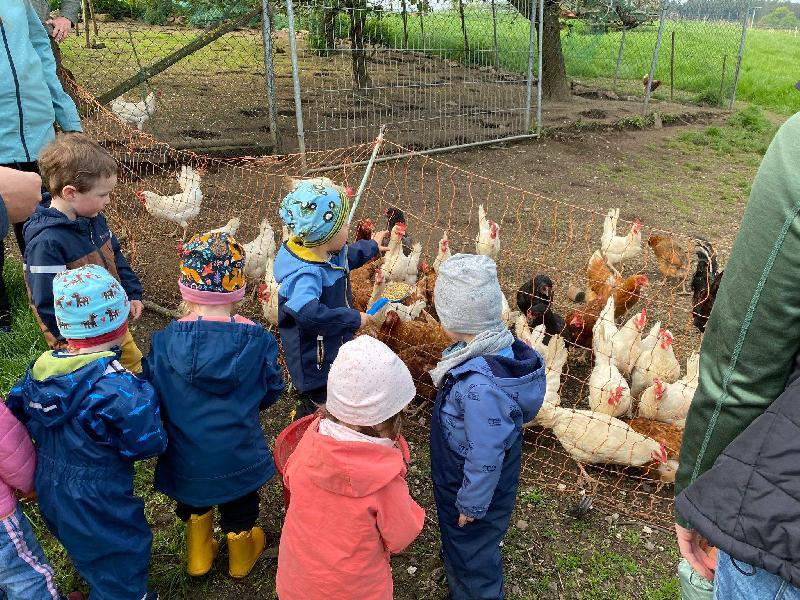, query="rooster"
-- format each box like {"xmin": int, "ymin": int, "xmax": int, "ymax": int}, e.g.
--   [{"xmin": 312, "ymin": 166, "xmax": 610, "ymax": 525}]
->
[
  {"xmin": 516, "ymin": 274, "xmax": 565, "ymax": 340},
  {"xmin": 691, "ymin": 240, "xmax": 723, "ymax": 334},
  {"xmin": 642, "ymin": 74, "xmax": 662, "ymax": 91},
  {"xmin": 475, "ymin": 205, "xmax": 500, "ymax": 260},
  {"xmin": 110, "ymin": 90, "xmax": 160, "ymax": 131},
  {"xmin": 648, "ymin": 234, "xmax": 692, "ymax": 294},
  {"xmin": 631, "ymin": 328, "xmax": 681, "ymax": 398},
  {"xmin": 432, "ymin": 232, "xmax": 452, "ymax": 272},
  {"xmin": 600, "ymin": 209, "xmax": 642, "ymax": 275},
  {"xmin": 243, "ymin": 219, "xmax": 277, "ymax": 281}
]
